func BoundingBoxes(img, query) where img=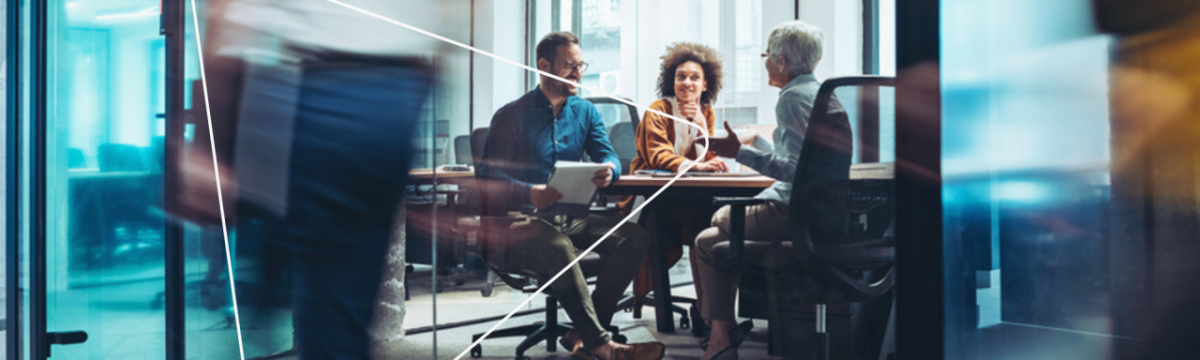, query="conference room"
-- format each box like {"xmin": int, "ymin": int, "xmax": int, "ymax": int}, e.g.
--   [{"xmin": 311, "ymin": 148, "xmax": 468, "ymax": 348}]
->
[
  {"xmin": 6, "ymin": 0, "xmax": 1197, "ymax": 359},
  {"xmin": 388, "ymin": 1, "xmax": 898, "ymax": 359}
]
